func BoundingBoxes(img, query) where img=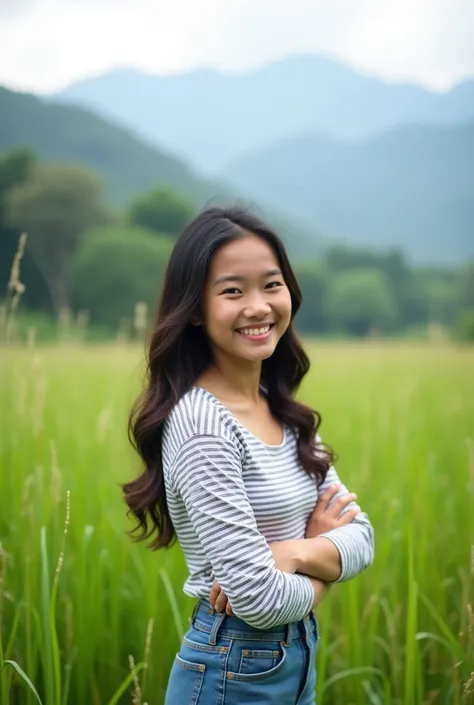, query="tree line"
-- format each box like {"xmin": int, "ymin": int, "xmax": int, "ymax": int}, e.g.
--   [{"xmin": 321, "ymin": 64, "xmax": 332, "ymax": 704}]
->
[{"xmin": 1, "ymin": 148, "xmax": 473, "ymax": 341}]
